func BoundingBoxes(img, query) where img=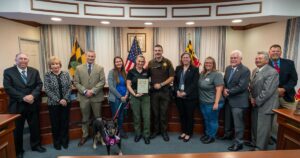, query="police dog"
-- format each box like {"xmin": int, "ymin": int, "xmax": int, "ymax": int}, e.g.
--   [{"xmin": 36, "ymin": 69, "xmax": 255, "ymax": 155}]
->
[{"xmin": 92, "ymin": 118, "xmax": 122, "ymax": 155}]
